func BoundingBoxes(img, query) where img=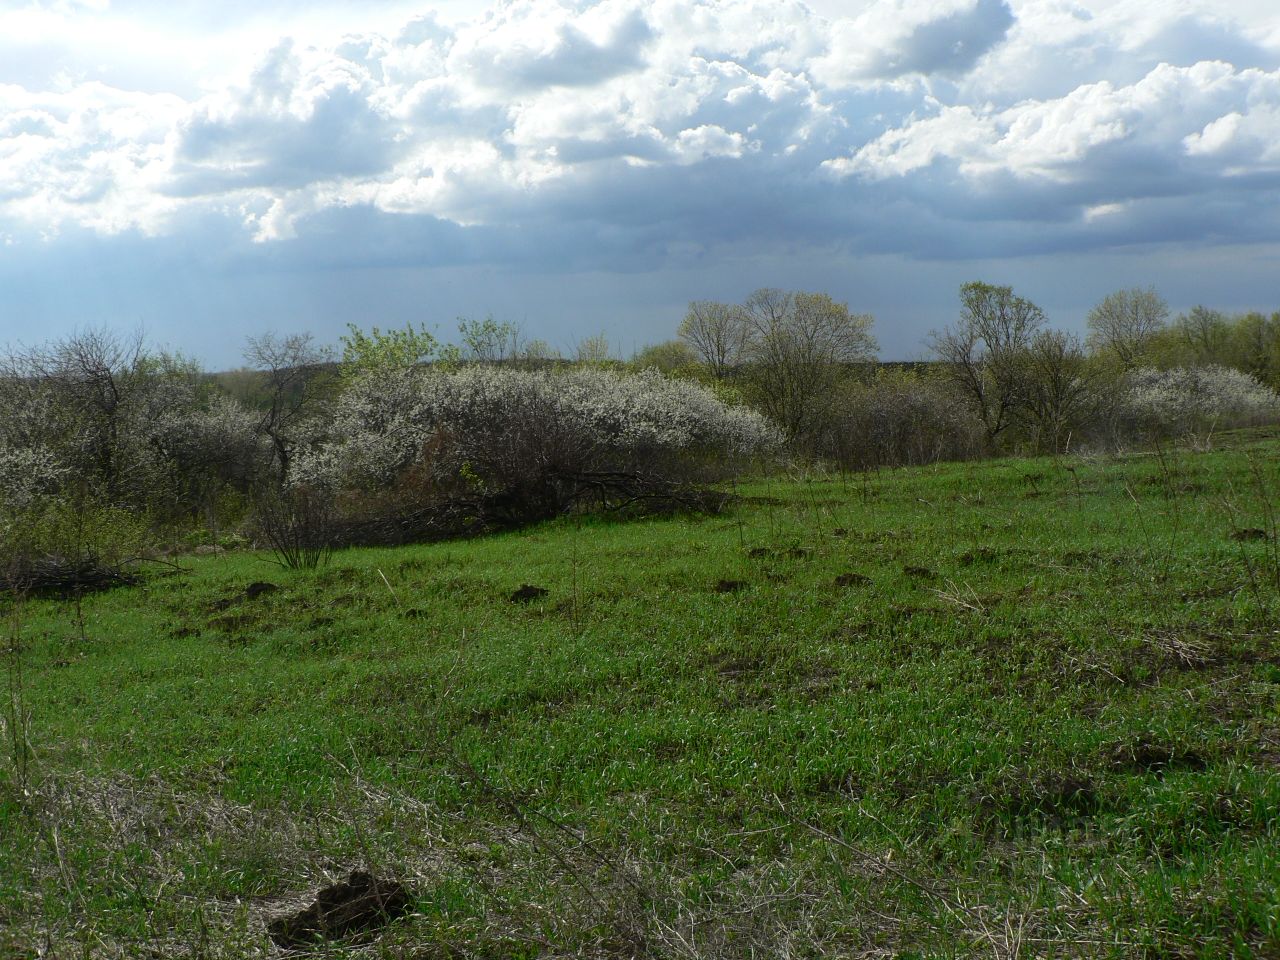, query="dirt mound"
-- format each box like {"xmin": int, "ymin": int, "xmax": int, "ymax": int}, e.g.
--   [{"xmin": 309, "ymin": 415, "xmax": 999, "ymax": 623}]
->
[
  {"xmin": 267, "ymin": 870, "xmax": 411, "ymax": 948},
  {"xmin": 510, "ymin": 584, "xmax": 549, "ymax": 603}
]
